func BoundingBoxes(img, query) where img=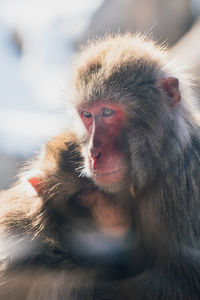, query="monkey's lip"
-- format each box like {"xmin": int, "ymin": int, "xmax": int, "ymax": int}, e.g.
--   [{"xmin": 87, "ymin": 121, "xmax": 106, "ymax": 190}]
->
[
  {"xmin": 95, "ymin": 168, "xmax": 123, "ymax": 176},
  {"xmin": 93, "ymin": 167, "xmax": 126, "ymax": 184}
]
